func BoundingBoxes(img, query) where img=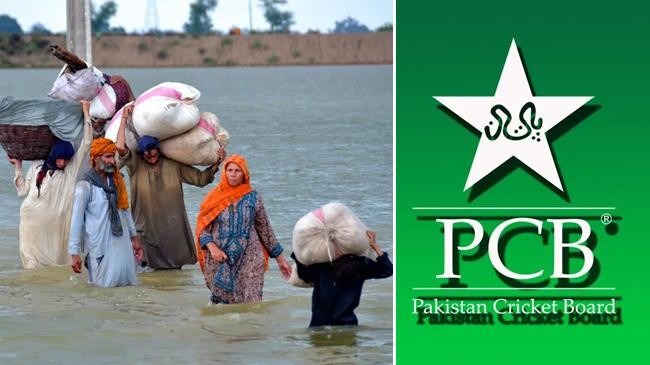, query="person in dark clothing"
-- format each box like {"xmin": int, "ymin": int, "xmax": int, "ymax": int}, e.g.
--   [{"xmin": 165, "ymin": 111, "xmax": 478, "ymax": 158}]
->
[{"xmin": 292, "ymin": 231, "xmax": 393, "ymax": 327}]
